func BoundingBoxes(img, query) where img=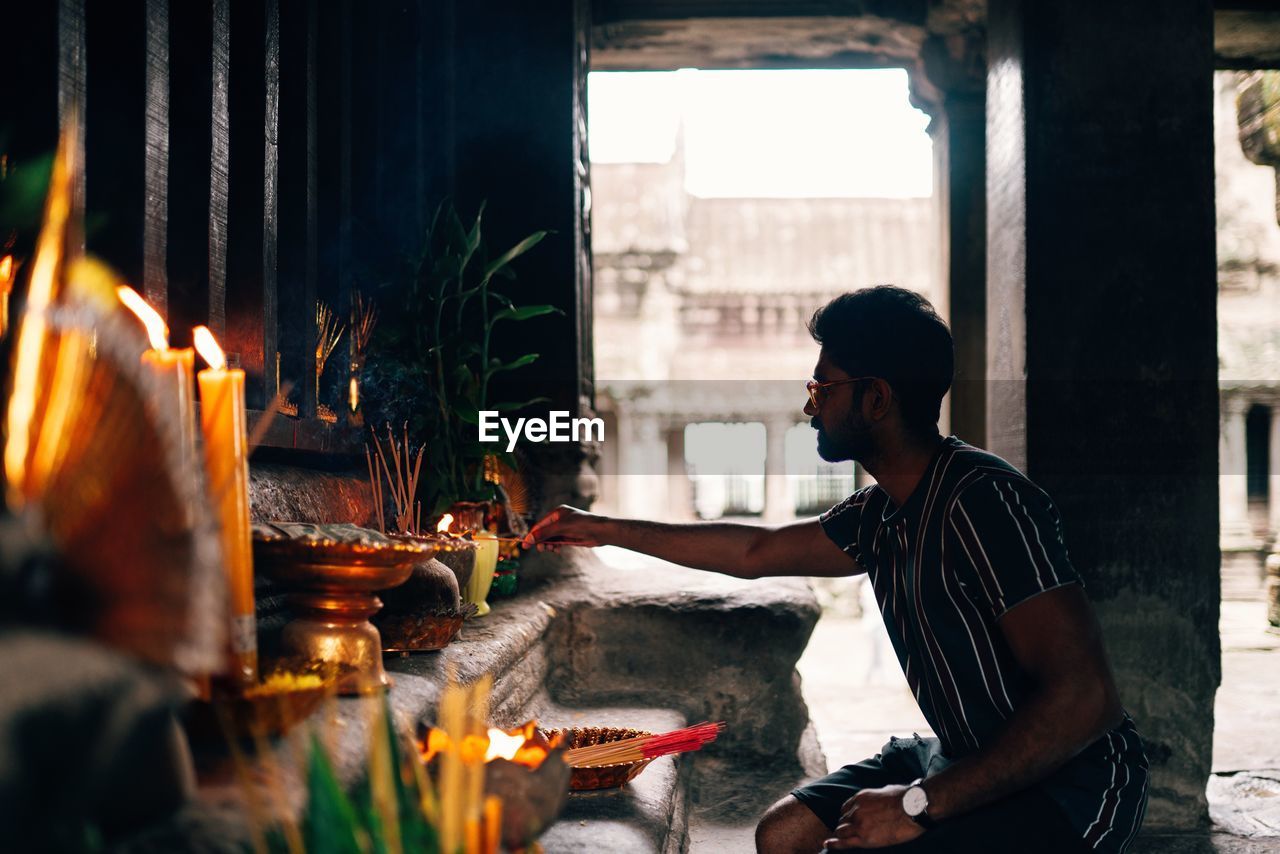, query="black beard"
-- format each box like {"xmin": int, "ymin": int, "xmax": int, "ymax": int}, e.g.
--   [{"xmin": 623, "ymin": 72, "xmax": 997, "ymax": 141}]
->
[{"xmin": 813, "ymin": 413, "xmax": 874, "ymax": 463}]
